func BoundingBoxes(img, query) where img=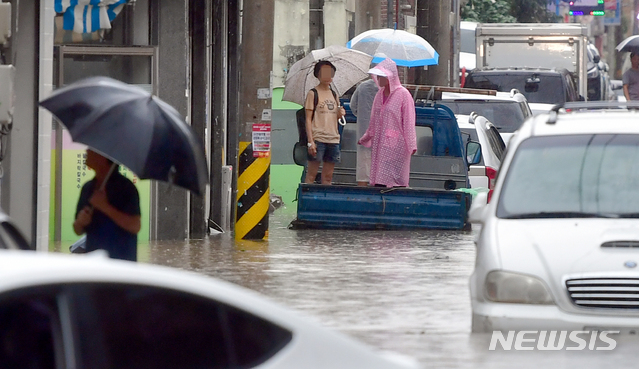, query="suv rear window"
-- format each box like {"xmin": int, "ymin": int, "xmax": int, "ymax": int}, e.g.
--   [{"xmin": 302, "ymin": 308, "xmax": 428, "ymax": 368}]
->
[
  {"xmin": 439, "ymin": 100, "xmax": 526, "ymax": 133},
  {"xmin": 464, "ymin": 73, "xmax": 567, "ymax": 105}
]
